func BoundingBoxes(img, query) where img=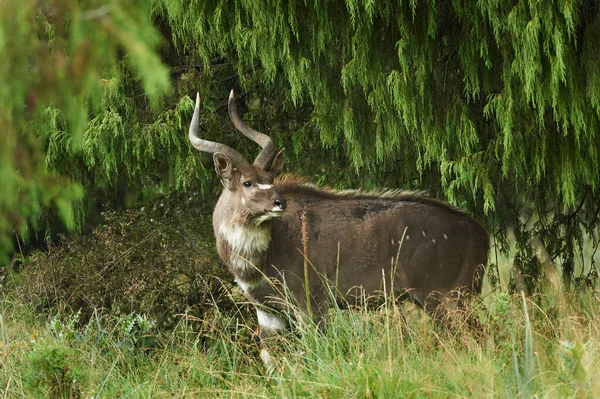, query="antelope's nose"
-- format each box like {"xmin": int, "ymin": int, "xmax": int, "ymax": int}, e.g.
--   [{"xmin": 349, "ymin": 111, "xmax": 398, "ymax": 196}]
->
[{"xmin": 274, "ymin": 197, "xmax": 287, "ymax": 211}]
